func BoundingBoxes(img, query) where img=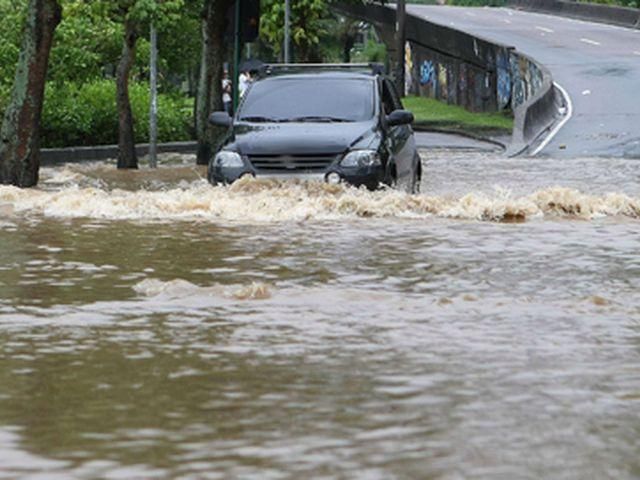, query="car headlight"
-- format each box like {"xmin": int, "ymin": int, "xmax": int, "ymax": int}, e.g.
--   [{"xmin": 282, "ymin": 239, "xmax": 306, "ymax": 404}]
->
[
  {"xmin": 340, "ymin": 150, "xmax": 381, "ymax": 168},
  {"xmin": 214, "ymin": 151, "xmax": 243, "ymax": 168}
]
